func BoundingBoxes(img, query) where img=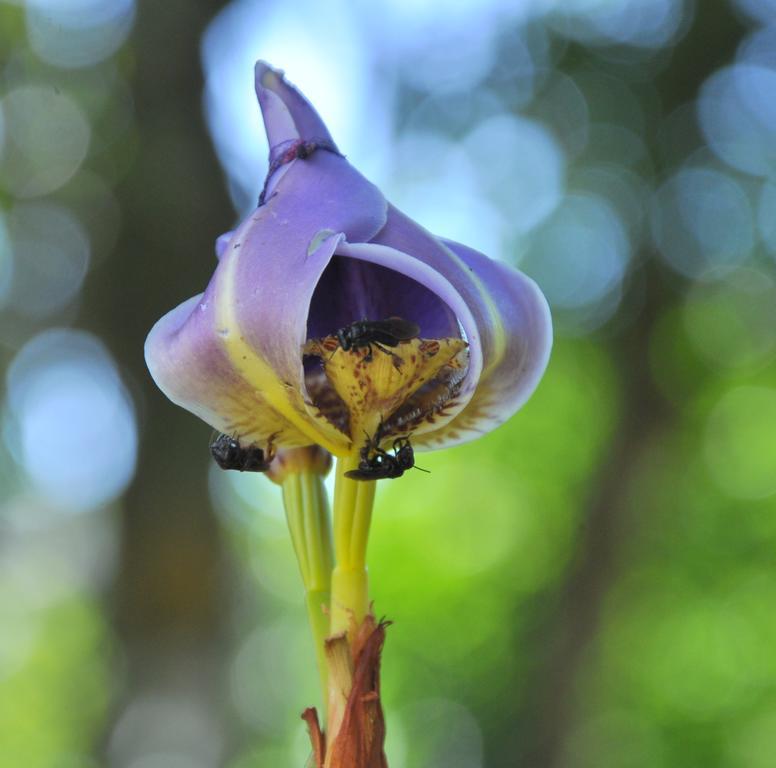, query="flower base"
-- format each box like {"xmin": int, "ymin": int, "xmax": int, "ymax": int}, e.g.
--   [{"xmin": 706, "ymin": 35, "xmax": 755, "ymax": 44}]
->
[{"xmin": 303, "ymin": 614, "xmax": 390, "ymax": 768}]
